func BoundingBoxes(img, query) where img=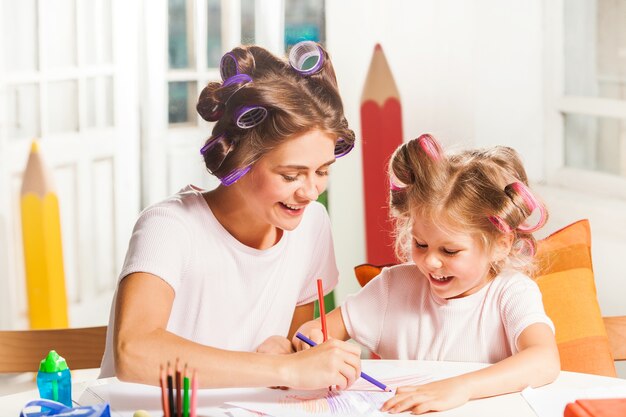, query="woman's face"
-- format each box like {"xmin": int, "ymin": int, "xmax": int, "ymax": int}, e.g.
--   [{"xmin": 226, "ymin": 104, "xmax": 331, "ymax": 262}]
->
[{"xmin": 239, "ymin": 129, "xmax": 336, "ymax": 231}]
